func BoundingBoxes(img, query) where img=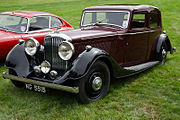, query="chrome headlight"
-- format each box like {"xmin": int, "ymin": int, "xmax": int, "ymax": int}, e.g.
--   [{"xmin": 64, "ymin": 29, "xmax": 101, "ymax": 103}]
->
[
  {"xmin": 58, "ymin": 41, "xmax": 74, "ymax": 61},
  {"xmin": 24, "ymin": 38, "xmax": 40, "ymax": 56},
  {"xmin": 40, "ymin": 61, "xmax": 51, "ymax": 74}
]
